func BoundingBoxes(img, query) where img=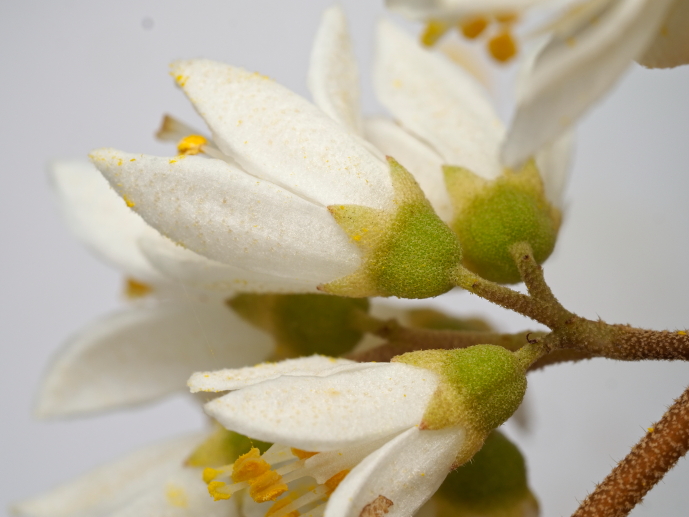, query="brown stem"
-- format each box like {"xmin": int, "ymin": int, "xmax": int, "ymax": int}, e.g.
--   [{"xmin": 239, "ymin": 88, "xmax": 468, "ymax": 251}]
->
[
  {"xmin": 571, "ymin": 385, "xmax": 689, "ymax": 517},
  {"xmin": 528, "ymin": 349, "xmax": 593, "ymax": 372},
  {"xmin": 509, "ymin": 242, "xmax": 564, "ymax": 309}
]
